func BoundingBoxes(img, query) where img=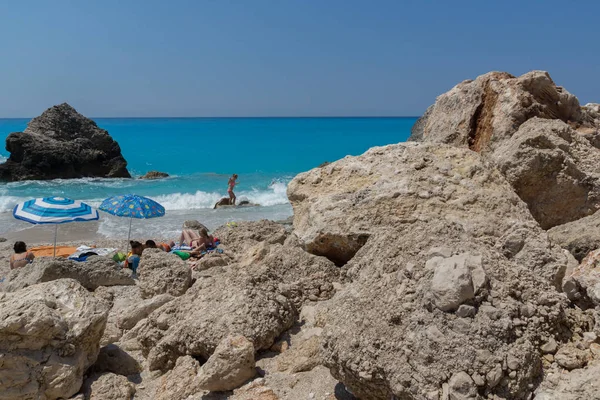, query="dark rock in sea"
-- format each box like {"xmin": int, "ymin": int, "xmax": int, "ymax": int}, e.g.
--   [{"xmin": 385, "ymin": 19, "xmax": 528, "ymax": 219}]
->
[
  {"xmin": 140, "ymin": 171, "xmax": 170, "ymax": 180},
  {"xmin": 0, "ymin": 103, "xmax": 130, "ymax": 181},
  {"xmin": 213, "ymin": 198, "xmax": 259, "ymax": 209},
  {"xmin": 0, "ymin": 237, "xmax": 6, "ymax": 242}
]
